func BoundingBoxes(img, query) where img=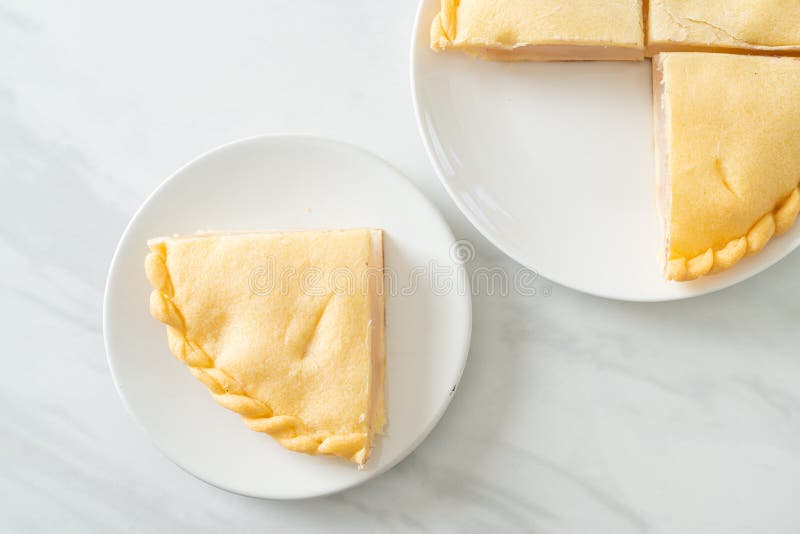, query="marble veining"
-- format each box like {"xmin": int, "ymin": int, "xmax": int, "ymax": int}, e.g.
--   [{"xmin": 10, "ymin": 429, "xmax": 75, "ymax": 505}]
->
[{"xmin": 2, "ymin": 1, "xmax": 799, "ymax": 532}]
